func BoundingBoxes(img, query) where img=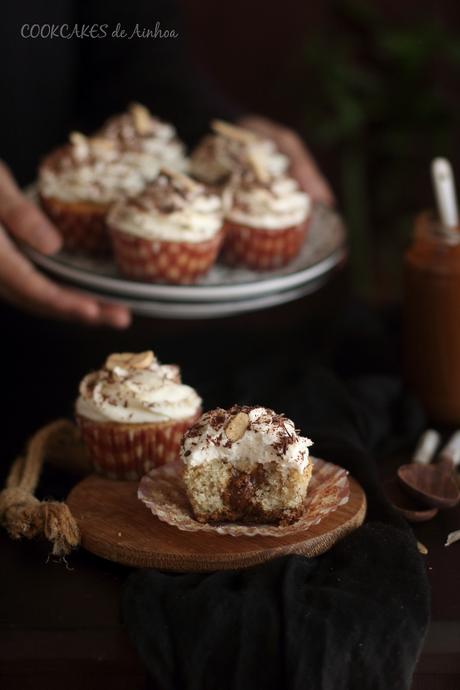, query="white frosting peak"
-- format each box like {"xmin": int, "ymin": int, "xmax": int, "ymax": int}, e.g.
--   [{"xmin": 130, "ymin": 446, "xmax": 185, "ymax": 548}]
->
[
  {"xmin": 226, "ymin": 172, "xmax": 311, "ymax": 230},
  {"xmin": 98, "ymin": 105, "xmax": 187, "ymax": 169},
  {"xmin": 108, "ymin": 170, "xmax": 223, "ymax": 243},
  {"xmin": 76, "ymin": 353, "xmax": 201, "ymax": 424},
  {"xmin": 181, "ymin": 406, "xmax": 312, "ymax": 471},
  {"xmin": 39, "ymin": 106, "xmax": 187, "ymax": 204},
  {"xmin": 190, "ymin": 132, "xmax": 289, "ymax": 185}
]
